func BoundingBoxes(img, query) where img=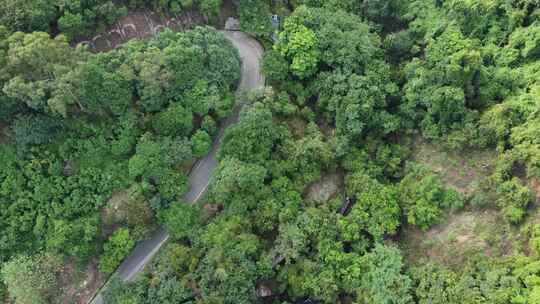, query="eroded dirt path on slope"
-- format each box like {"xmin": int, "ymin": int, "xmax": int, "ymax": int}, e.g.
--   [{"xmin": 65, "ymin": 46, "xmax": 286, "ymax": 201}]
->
[{"xmin": 75, "ymin": 9, "xmax": 206, "ymax": 52}]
